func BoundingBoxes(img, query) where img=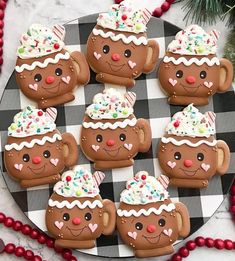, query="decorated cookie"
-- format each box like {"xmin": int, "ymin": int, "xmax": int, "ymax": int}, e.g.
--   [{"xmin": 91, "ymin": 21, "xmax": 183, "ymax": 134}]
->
[
  {"xmin": 80, "ymin": 88, "xmax": 152, "ymax": 170},
  {"xmin": 157, "ymin": 104, "xmax": 230, "ymax": 188},
  {"xmin": 116, "ymin": 172, "xmax": 190, "ymax": 258},
  {"xmin": 86, "ymin": 0, "xmax": 159, "ymax": 87},
  {"xmin": 15, "ymin": 24, "xmax": 90, "ymax": 108},
  {"xmin": 158, "ymin": 25, "xmax": 233, "ymax": 106},
  {"xmin": 46, "ymin": 166, "xmax": 116, "ymax": 249},
  {"xmin": 4, "ymin": 106, "xmax": 78, "ymax": 188}
]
